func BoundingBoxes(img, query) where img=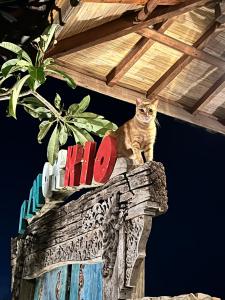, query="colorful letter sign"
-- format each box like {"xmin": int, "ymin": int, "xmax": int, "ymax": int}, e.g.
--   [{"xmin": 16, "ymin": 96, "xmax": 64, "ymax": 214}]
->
[{"xmin": 18, "ymin": 136, "xmax": 117, "ymax": 234}]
